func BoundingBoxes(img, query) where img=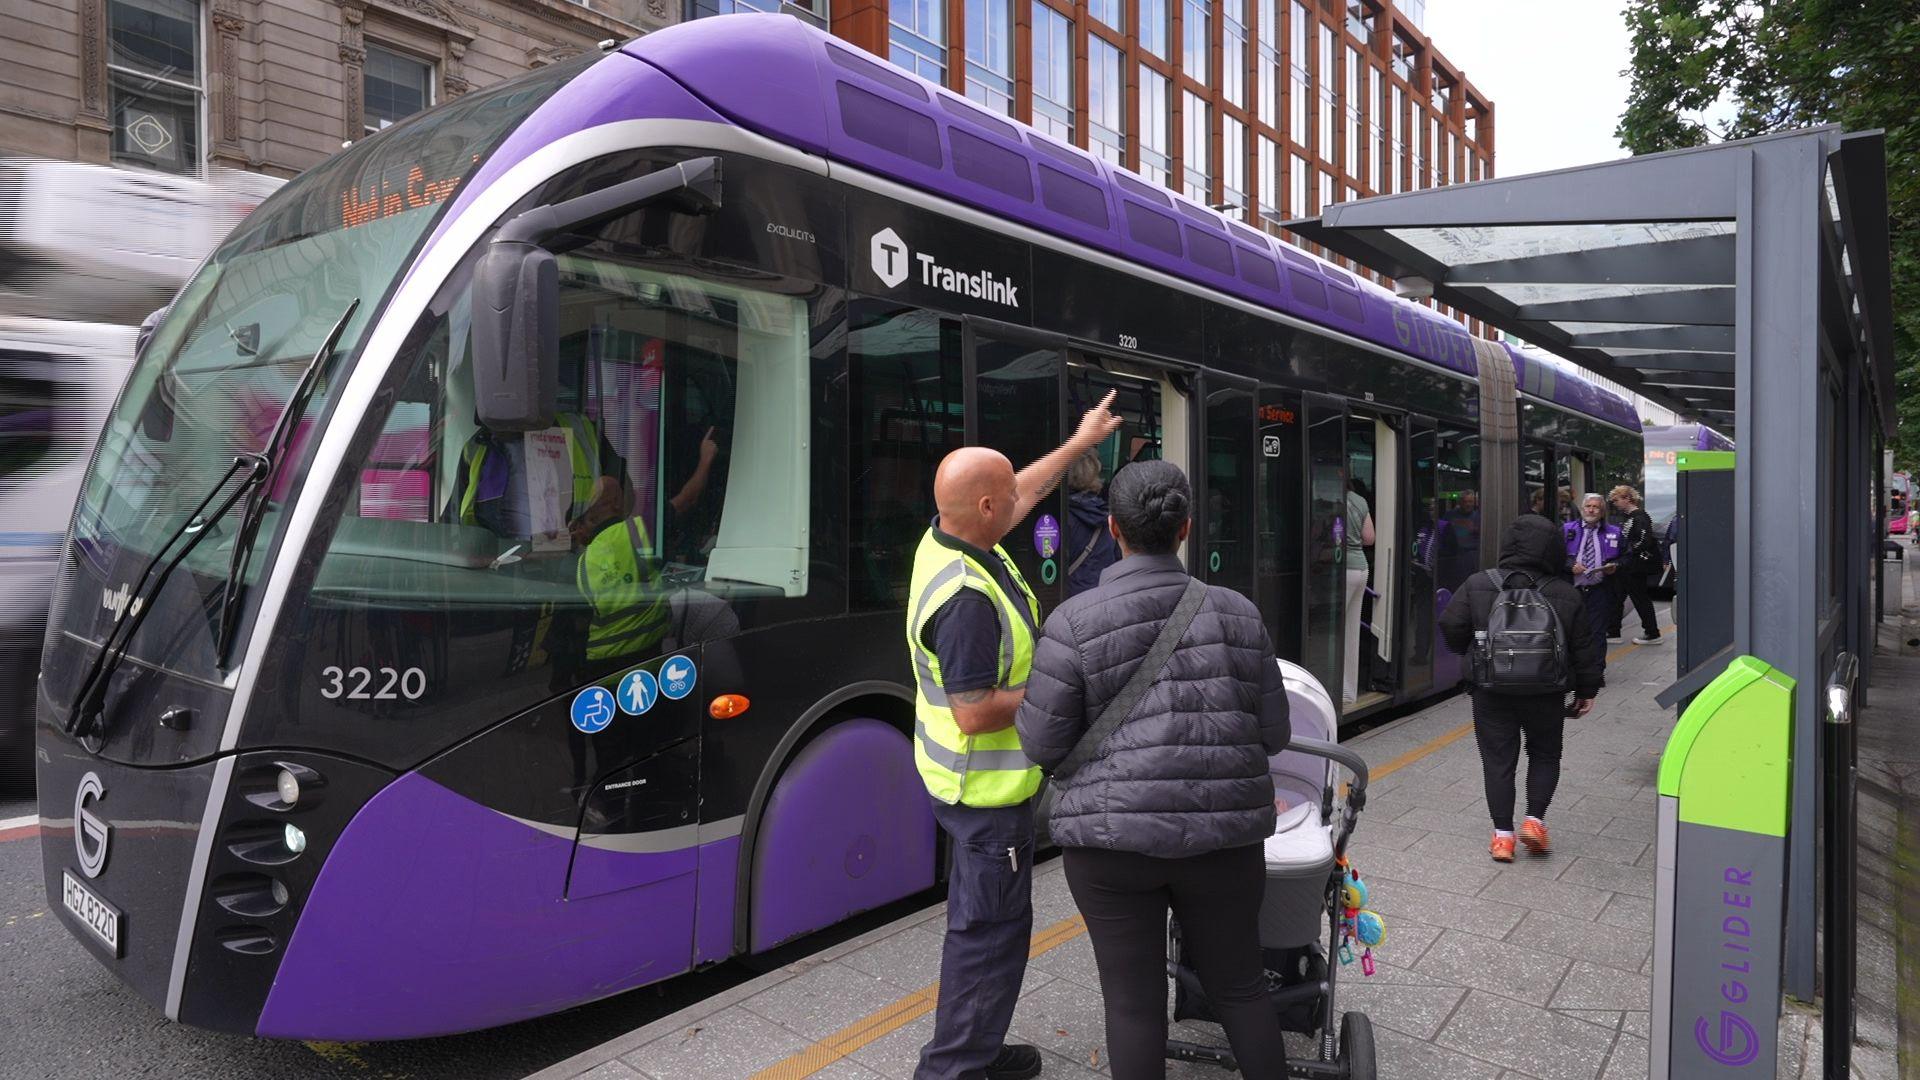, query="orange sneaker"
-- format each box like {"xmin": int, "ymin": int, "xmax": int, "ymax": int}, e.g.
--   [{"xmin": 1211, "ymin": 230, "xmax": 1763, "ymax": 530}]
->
[
  {"xmin": 1518, "ymin": 819, "xmax": 1552, "ymax": 857},
  {"xmin": 1489, "ymin": 833, "xmax": 1515, "ymax": 862}
]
